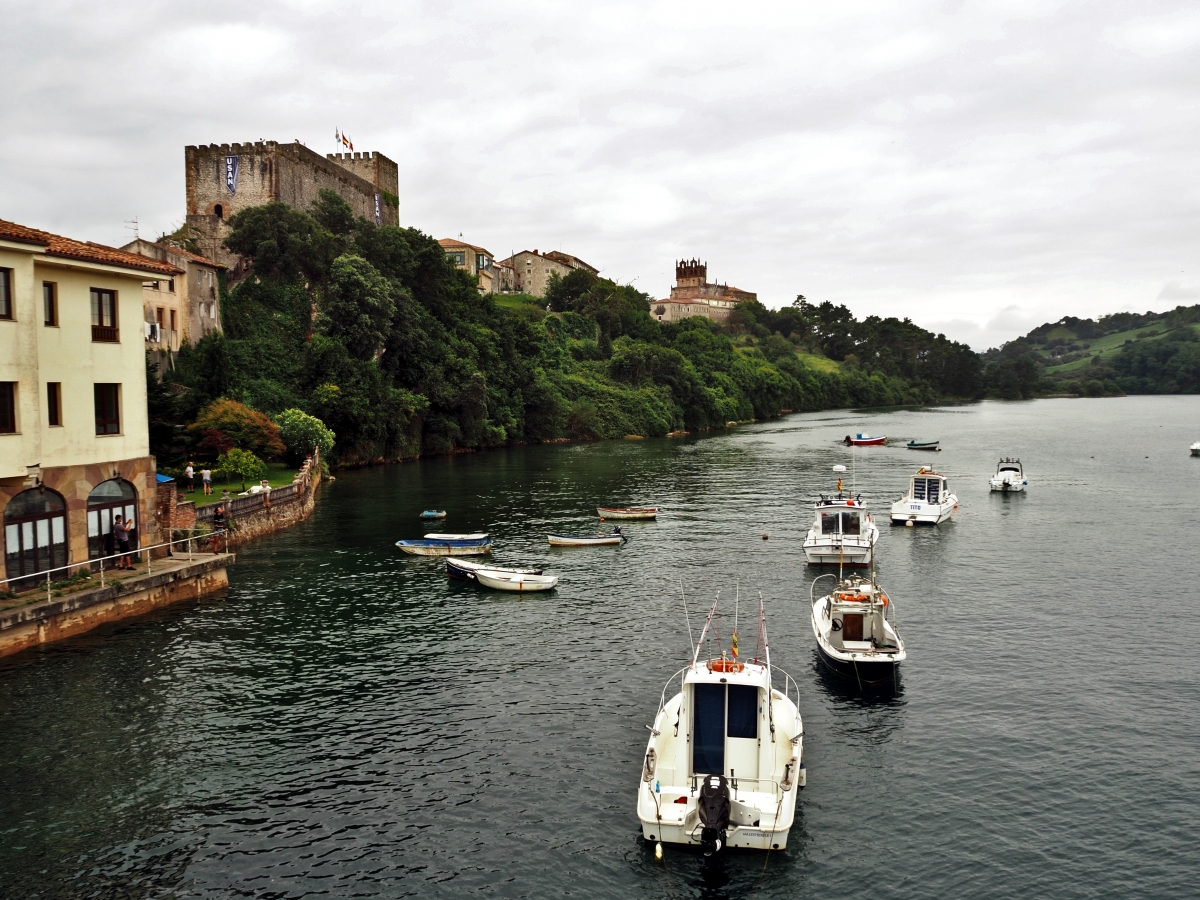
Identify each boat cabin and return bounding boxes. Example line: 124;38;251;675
822;582;897;653
817;500;864;536
995;458;1022;476
909;468;949;503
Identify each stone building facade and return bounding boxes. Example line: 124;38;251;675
439;238;495;294
496;249;599;298
120;239;224;373
1;219;178;590
184;141;399;269
651;259;756;323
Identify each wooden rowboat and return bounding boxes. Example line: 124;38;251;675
596;507;658;520
548;532;624;546
845;433;887;446
474;569;559;592
396;538;492;557
447;558;543;581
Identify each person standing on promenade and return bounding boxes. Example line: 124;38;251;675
185;462;195;494
210;505;227;553
113;514;135;570
201;467;213;496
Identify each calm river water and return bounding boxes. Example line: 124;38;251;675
2;397;1199;899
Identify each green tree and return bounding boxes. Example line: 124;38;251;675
216;448;266;492
318;255;396;360
273;408;336;465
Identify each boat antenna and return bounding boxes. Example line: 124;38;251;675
680;578;695;657
733;582;740;660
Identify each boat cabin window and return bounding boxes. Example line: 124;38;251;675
927;479;940;503
912;478;926;500
999;465;1019;473
692;683;760;774
820;512;861;534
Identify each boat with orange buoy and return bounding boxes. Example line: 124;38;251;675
803;465;878;567
810;572;905;687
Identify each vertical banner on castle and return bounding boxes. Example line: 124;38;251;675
374;193;382;225
224;155;239;195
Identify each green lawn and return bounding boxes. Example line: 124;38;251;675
794;351;841;373
1045;323;1193;373
183;463;299;506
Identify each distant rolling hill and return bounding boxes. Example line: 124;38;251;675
982;304;1200;397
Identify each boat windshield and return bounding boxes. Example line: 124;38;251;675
820;511;861;534
927;479;941;503
999;465;1020;473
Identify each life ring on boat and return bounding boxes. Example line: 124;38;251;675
709;659;745;673
882;596;888;606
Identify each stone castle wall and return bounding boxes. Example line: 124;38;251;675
185;141;399;268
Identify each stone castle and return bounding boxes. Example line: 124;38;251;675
184;140;399;269
651;259;757;323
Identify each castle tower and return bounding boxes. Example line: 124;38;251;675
184;141;399;270
675;258;707;289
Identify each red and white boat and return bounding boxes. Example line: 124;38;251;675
597;507;658;520
843;433;886;446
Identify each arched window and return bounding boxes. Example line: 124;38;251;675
87;479;138;560
4;488;68;586
214;204;224;220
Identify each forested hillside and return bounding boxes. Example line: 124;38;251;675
980;305;1200;398
149;192;982;467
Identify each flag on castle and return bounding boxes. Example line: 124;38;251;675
335;127;353;151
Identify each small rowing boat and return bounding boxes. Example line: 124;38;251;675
447;558;543;581
548;531;625;546
396;536;492;557
597;506;658;520
474;569;559;592
420;509;447;519
906;440;939;450
844;433;886;446
424;532;488;540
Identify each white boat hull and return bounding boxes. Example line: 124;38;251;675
474;570;558;591
802;523;878;567
597;508;657;520
890;495;957;525
399;544;492;557
548;534;622;546
988;477;1027;492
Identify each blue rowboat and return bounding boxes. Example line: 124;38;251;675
420;509;447;519
396;537;492;557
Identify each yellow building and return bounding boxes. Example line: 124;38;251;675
0;219;180;589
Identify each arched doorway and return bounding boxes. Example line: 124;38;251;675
87;479;138;562
4;488;68;588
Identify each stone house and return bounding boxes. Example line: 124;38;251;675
184;141;400;270
496;249;598;298
1;219;179;589
439;238;495;294
120;239;224;372
651;259;756;323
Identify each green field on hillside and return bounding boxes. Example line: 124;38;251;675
1046;322;1200;373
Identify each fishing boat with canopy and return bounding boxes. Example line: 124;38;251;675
636;590;805;856
803;465;878;568
810;572;905;688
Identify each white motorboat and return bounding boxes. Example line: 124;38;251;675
637;594;804;855
1191;442;1200;457
810;573;905;688
989;458;1027;492
890;467;957;526
473;569;559;592
803;466;878;568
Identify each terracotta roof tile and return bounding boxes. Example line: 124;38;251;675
148;241;225;269
0;219;182;276
439;237;493;256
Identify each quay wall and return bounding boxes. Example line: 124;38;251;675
0;557;230;659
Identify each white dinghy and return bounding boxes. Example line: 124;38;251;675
1190;441;1199;457
473;569;559;592
637;592;804;856
803;466;878;568
989;458;1028;493
890;467;958;526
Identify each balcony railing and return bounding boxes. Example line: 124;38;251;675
92;325;119;342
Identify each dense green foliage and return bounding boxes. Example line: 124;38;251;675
981;304;1200;398
273;408;337;465
147;192;988;466
215;448;266;492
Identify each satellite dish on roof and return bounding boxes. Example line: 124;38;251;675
832;465;847;473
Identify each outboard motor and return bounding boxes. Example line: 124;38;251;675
698;774;731;856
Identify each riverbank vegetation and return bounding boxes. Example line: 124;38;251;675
143;192;992;467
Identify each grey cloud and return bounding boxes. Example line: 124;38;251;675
2;0;1198;349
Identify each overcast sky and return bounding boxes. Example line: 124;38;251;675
3;0;1198;349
